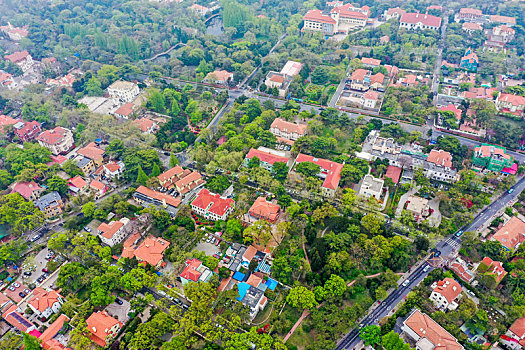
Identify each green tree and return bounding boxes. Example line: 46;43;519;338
359;325;381;346
0;170;13;190
381;331;411;350
47;176;68;196
120;268;157;292
151;163;161;177
286;285;318;310
0;193;45;235
85;77;103;96
149;88;166;112
23;333;42;350
272;162;289;182
136;165;149;185
361;213;383;235
81;202;96;218
323;274;346;298
169;153;179;167
310;66;330;85
295;161;320;178
57;262;87;293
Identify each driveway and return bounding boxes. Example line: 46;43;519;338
194;242;219;256
427;198;442;227
395;187;418;216
106;298;131;323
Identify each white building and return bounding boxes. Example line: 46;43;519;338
402;309;464;349
4;51;34;72
270;118;307;141
357;174;384;200
97;217;131;247
400;12;442;31
430;278;462;311
191;188;235;221
36;127;74;155
28;288;64;319
107;80;140;103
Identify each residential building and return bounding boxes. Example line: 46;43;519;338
180;258;212;285
460;86;497;100
0;23;29;41
270;118;307;141
36;127;74;155
472;144;514;172
398;74;418;87
86;311;123;347
0;114;18;133
45;74;75;88
12;181;43;201
477;256;507;286
104;161;125;179
13;120;41;142
505;317;525;349
191;188;235;221
369;73;385;90
366;130;401;155
362;90;379;109
134;236;170;267
158;165;205;195
28;288;64;319
491;25;515;43
294;154;343;197
0;70;15;89
399;13;442;31
189;4;211;16
39;314;71;350
402;309;464;349
245;197;281;224
113;102;135;119
133;185;181;215
89;179;107;199
204;70;233;85
361;57;381;68
449;260;475;283
430;278;463;311
302;10;338;35
459;48;479;72
492;216;525;250
134;117;159;133
457;8;483;22
35;191;64;218
264;71;292;97
68;175;89;195
107;80;139;103
462;22;482;33
97;218;131;247
244;148;290;172
384;165;402;184
350;68;370;91
357;174;384;200
496;93;525;117
383;7;406;21
2;304;36;333
440;104;462;123
4;51;33;72
405;195;430;223
489;15;516;26
237;282;268;319
329;3;370;30
76;142;105;173
280;61;303;77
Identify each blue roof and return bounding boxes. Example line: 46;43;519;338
265;278;278;290
237;282;250;301
233;271;245;281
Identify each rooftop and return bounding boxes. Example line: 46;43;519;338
98;218;129;240
133;117;156;132
433;278;462;303
135;185;182;208
270;118;307;136
191;188;235;217
134;236;170;266
295;153;343;190
12;181;42;200
400;12;442;27
246;148;290;166
427;149;453;168
36;127;71;145
248;197;281;222
114;102;135;117
86;310;122;347
492;216;525;250
29;287;62;313
404;309;463;349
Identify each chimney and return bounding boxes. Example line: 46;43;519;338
92;327;97;332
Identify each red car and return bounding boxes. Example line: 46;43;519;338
42;268;48;273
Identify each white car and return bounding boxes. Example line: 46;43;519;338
402;280;410;287
423;265;431;272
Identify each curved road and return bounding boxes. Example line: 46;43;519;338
336;175;525;350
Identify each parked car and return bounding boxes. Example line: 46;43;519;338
84;226;91;232
423;265;431;272
13;282;20;288
23;289;30;294
23;271;32;276
18;292;26;298
115;298;123;305
8;286;15;291
42;268;48;273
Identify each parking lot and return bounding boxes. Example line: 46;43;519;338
106;297;131;323
17;247;63;289
195;242;220;257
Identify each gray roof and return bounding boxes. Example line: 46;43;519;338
76;156;91;168
35;191;61;211
242;285;264;309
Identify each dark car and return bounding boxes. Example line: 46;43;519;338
115;298;123;305
18;292;26;298
23;271;32;276
174;299;182;305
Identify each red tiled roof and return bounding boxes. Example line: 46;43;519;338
363;90;379;100
0;114;18;132
136;185;181;208
68;176;87;189
480;257;507;283
330;3;369;19
433;278;462;303
400;12;442;27
134;236;170;266
498;93;525;107
40;314;71;350
12;181;42;200
159;165;184;183
295;154;343;190
246;274;263;288
90;179;106;191
404;310;463;350
86;311;122;347
361;57;381;66
269;73;285;83
449;262;474;283
36;127;69;145
370;72;385;85
384;165;401;184
29;288;62;313
492;216;525;250
133;117;155;132
270;118;307;136
3;304;35;333
243;245;258;261
180;258;202;282
510;317;525;338
249;197;281;222
475;145;511;160
440;104;462;121
104;162;122;173
427;149;453;167
175;171;203;194
246;148;289;166
490;15;516;25
192;188;235;216
303;9;337;24
0;71;12;82
98;220;125;239
460;8;483;16
4;50;30;63
351;68;368;81
77;144;104;161
205;70;233;82
461;52;479;64
114;102;135;117
463;22;482;30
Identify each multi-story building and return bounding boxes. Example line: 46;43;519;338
0;23;29;41
4;51;33;72
113;102;135;119
104;161;125;179
107;80;140;103
133;236;170;268
191;188;235;221
477;256;507;286
489;15;516;26
383;7;406;21
492;216;525;251
97;218;131;247
496;93;525;117
462;22;482;33
158;165;205;195
244;197;281;224
399;12;442;31
244;148;291;172
133;185;181;215
361;57;381;68
457;8;483;22
405;195;430;223
362;90;379;108
12;181;43;202
459;48;479;72
472;144;514;172
491;25;515;43
68;175;89;195
204;70;234;85
429;278;462;311
35;191;64;218
36;127;74;155
303;9;339;35
86;311;123;347
270;118;307;141
180;258;212;285
75;142;105;174
133;117;158;134
504;316;525;349
357;174;384;200
0;70;15;89
28;288;63;319
402;309;464;349
13;120;41;142
330;3;369;29
294;154;343;197
189;3;211;16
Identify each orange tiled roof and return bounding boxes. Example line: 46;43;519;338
158;165;184;183
40;314;71;350
243;245;258;262
191;188;235;216
248;197;281;222
134;117;155;132
246;274;263;288
68;176;87;189
134;236;170;266
404;310;463;349
427;149;453;168
136;185;181;208
361;57;381;66
351;68;368;81
86;311;122;347
97;220;125;240
493;216;525;250
510;317;525;338
270;118;307;136
295;153;343;190
433;278;462;303
77;144;104;161
29;288;62;312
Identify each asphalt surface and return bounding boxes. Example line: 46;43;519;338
335;176;525;350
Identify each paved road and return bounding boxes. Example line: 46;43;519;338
335;175;525;350
431;14;448;106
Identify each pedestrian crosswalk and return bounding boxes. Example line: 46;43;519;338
444;237;460;248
